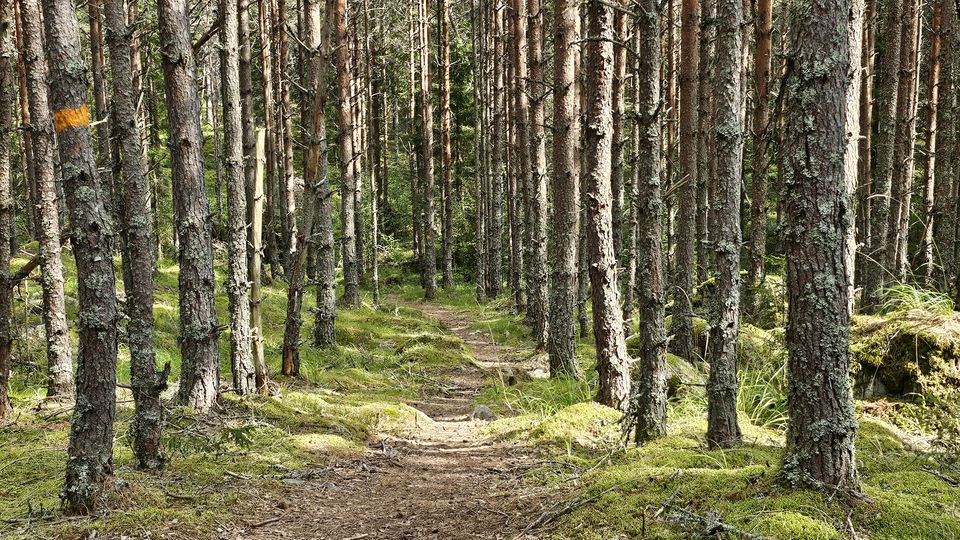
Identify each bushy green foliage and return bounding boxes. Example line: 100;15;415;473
878;284;955;316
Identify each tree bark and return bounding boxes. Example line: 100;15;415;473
104;0;165;469
525;0;549;349
861;0;903;310
920;1;945;283
87;0;115;226
548;0;582;378
440;0;454;289
746;0;772;307
487;0;505;299
669;0;699;361
627;0;666;442
43;0;120;512
705;0;744;449
221;0;254;392
158;0;221;413
17;0;74;401
335;0;361;307
781;0;860;490
251;130;271;389
258;0;280;281
419;0;437;299
933;0;957;292
584;0;630;412
284;0;334;373
854;0;876;294
0;0;14;419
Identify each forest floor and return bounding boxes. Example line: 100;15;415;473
221;297;551;539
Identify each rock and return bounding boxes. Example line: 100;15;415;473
470;404;498;421
528;366;549;379
500;367;531;386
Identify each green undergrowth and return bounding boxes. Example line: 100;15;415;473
1;251;472;539
420;279;960;539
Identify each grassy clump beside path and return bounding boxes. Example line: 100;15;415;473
416;283;960;539
1;253;473;539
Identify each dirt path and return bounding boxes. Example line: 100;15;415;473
226;298;549;540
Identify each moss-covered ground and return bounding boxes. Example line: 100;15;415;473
413;282;960;540
0;253;473;539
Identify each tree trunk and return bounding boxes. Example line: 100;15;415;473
547;0;582;378
18;0;74;401
276;0;297;279
920;1;945;283
526;0;549;349
584;0;630;412
103;0;164;469
627;0;666;442
440;0;454;288
221;0;254;391
87;0;115;226
510;0;531;316
285;0;334;371
885;0;920;280
861;0;903;310
854;0;876;294
487;0;505;299
158;0;221;413
705;0;744;449
251;130;271;389
43;0;120;512
669;0;699;361
419;0;437;299
933;0;957;292
258;0;280;281
695;0;714;286
781;0;860;490
0;0;14;419
610;9;626;269
335;0;361;307
746;0;772;307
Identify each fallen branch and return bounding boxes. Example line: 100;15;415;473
250;516;283;528
921;467;960;487
519;478;641;534
657;491;768;540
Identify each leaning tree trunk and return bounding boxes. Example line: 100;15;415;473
705;0;744;449
334;0;361;307
669;0;699;361
285;0;334;371
0;0;13;419
18;0;74;402
221;0;254;392
104;0;165;469
584;0;630;412
43;0;120;512
780;0;860;490
626;0;667;443
158;0;221;413
547;0;583;378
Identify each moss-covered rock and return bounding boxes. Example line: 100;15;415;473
851;310;960;399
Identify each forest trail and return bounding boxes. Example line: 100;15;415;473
226;297;548;540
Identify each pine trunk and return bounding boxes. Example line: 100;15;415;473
547;0;582;377
705;0;744;449
627;0;667;442
933;0;957;291
221;0;254;391
104;0;165;469
746;0;772;306
440;0;454;288
420;0;437;299
158;0;221;413
18;0;74;401
781;0;859;490
669;0;699;361
584;0;630;412
526;0;549;349
335;0;361;307
43;0;120;512
0;0;13;419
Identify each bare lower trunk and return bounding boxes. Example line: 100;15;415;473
584;0;630;412
746;0;772;307
526;0;549;349
626;0;666;442
933;0;958;292
335;0;360;307
104;0;164;469
419;0;437;300
440;0;454;289
781;0;860;490
0;0;14;419
18;0;74;402
43;0;120;512
158;0;221;413
669;0;699;361
221;0;254;392
705;0;744;449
